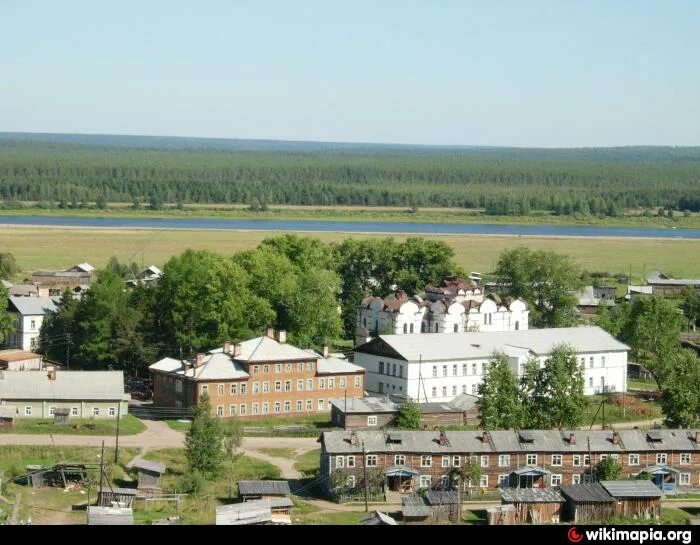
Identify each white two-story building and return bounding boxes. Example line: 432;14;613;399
353;326;628;402
5;297;59;351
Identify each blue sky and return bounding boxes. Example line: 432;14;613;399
2;1;699;146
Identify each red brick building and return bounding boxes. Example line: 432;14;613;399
149;330;365;418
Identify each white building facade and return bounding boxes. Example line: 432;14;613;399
353;327;628;402
5;297;58;351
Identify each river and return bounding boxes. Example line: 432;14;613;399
1;215;699;239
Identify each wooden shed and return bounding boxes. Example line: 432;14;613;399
238;480;291;501
53;408;71;425
0;405;16;428
132;458;166;491
500;488;565;524
486;504;517;525
424;490;460;522
97;486;137;508
559;483;616;523
401;495;432;525
216;498;292;525
600;480;662;519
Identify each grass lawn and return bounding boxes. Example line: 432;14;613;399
581;394;662;426
258;447;296;459
660;507;696;524
294;449;321;477
0;445;140;524
293;510;369;525
0;415;146;435
463;508;488;525
627;378;660;391
136;448;281;524
3;227;700;281
164;419;191;432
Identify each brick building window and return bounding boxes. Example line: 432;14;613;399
252;382;260;394
583;455;590;466
239;404;246;416
572;474;581;485
318;378;325;389
252;403;259;415
216;405;223;416
296;400;303;412
328;378;335;389
526;454;537;465
680;473;691;485
252;366;259;374
498;455;510;467
347;456;355;467
346;475;356;488
366;455;377;467
263;364;269;373
442;456;450;468
498;474;509;487
680;453;691;465
275;364;282;373
297;363;304;372
285;380;291;392
284;401;291;413
419;475;431;488
307;362;314;372
229;405;237;416
420;455;432;467
318;399;325;410
262;402;269;415
202;385;208;395
479;475;488;488
336;456;344;468
217;384;224;395
297;379;304;391
628;454;640;466
306;400;312;411
240;384;247;395
551;455;562;466
657;453;667;464
453;456;460;467
263;382;270;393
480;456;489;467
354;376;361;388
285;363;292;372
230;384;237;395
340;377;346;388
551;474;562;486
394;455;405;465
274;402;281;413
275;381;281;392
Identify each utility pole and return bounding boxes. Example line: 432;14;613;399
362;441;369;513
98;440;105;506
65;333;71;370
114;402;121;464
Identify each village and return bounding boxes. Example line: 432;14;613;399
0;246;698;527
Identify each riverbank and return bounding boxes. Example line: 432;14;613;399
1;203;699;229
3;225;700;279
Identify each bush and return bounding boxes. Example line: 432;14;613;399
176;469;205;495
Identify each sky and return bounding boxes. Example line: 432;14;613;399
2;1;699;147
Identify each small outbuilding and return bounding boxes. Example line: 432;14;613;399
424;490;460;522
600;480;662;519
97;486;137;508
0;404;16;427
216;498;293;525
238;480;291;501
486;504;517;525
53;408;71;425
401;495;432;525
559;483;616;523
132;458;166;491
500;488;565;524
87;505;134;525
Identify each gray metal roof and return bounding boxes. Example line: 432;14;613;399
361;326;629;362
501;488;565;503
362;511;397;525
559;483;615;503
329;396;398;414
0;404;16;418
647;271;700;287
424;490;459;505
401;496;432;518
87;506;134;525
600;480;663;498
238;480;291;497
0;370;127;401
132;459;166;474
216;502;272;525
313;354;364;375
7;296;59;316
447;393;480;411
99;486;137;496
511;466;551;476
322;430;493;454
618;429;700;451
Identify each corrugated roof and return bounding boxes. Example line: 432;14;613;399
87;506;133;525
238;480;291;497
401;496;432;518
321;430;493;454
133;459;166;474
149;354;250;381
501;488;564;503
315;354;364;374
215;502;272;525
559;483;615;503
0;350;42;362
647;271;700;286
358;327;629;362
8;296;59;316
600;480;663;498
329;396;398;414
232;336;316;363
0;370;126;401
424;490;459;505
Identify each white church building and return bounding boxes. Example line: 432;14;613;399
353;326;629;401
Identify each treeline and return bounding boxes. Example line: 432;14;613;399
1;140;700;214
37;235;459;375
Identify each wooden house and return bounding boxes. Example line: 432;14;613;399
500;488;565;524
132;459;166;491
559;483;616;523
238;480;291;501
600;480;662;519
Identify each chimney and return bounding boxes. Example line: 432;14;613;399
438;430;447;446
196;353;206;367
322;344;329;358
223;340;232;354
265;327;275;339
277;330;287;344
612;431;620;445
696;431;700;444
233;343;242;357
481;430;489;443
350;431;359;446
569;433;576;445
47;369;56;381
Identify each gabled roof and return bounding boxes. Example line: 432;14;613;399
0;350;42;363
7;296;59;316
238;480;291;497
424;490;459;505
559;483;615;503
0;370;126;401
149;354;249;381
314;354;364;375
501;488;564;503
647;271;700;286
229;336;317;363
329;396;399;414
70;262;95;273
356;327;629;362
132;459;166;474
401;496;432;518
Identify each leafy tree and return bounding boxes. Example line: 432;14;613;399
185;393;223;478
595;302;631;338
452;458;482;489
596;457;623;480
681;286;700;328
660;349;700;427
494;247;583;327
477;352;524;429
396;400;422;429
0;285;14;343
0;252;19;280
105;256;139;279
38;288;79;364
149;194;163;210
222;418;243;458
619;297;683;386
520;345;587;429
260;234;336;271
96;194;108;209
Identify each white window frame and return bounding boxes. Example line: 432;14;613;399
252;382;260;394
284;401;291;413
71;407;78;417
366;455;377;467
442;456;450;468
296;400;303;412
679;473;691;486
92;407;99;416
284;380;291;392
551;454;562;466
240;383;247;394
217;384;224;396
479;475;488;488
49;407;56;416
307;362;314;372
346;475;356;488
216;405;224;417
318;399;324;410
328;378;335;389
498;474;509;487
318;378;325;390
275;381;281;392
109;407;116;417
572;455;581;467
263;381;270;393
628;453;640;466
274;401;281;414
336;456;344;469
262;402;269;415
367;415;378;426
419;475;431;489
252;403;260;415
656;453;667;465
229;404;237;416
201;384;208;395
551;474;562;486
307;379;314;390
230;383;237;395
239;403;246;416
339;377;346;388
420;455;432;467
480;455;489;468
347;456;355;468
306;400;313;411
680;453;691;465
526;454;537;466
354;376;361;388
572;474;582;485
394;455;405;466
498;454;510;467
453;455;460;467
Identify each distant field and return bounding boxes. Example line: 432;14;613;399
2;226;700;280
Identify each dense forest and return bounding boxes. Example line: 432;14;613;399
1;136;699;215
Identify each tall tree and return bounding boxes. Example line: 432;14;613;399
0;252;19;280
682;286;700;329
185;394;224;478
0;285;14;344
660;349;700;428
477;352;524;430
38;288;79;364
494;247;583;327
396;400;422;429
520;345;587;429
620;296;683;386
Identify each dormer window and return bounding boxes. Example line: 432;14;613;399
647;431;663;443
519;431;535;444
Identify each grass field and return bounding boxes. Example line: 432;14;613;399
3;226;700;281
0;415;145;435
581;394;663;426
293;449;321;477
